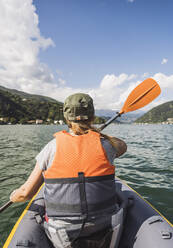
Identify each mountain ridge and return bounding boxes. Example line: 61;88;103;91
0;85;59;103
0;85;63;124
135;101;173;123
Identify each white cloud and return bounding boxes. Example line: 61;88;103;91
161;58;168;64
128;0;135;3
58;78;66;86
128;74;138;80
153;73;173;89
100;73;136;90
142;72;149;78
0;0;55;91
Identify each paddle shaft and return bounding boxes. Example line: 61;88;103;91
0;200;13;213
99;113;121;131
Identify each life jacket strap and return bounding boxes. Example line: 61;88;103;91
44;174;115;184
78;172;88;216
71;172;88;245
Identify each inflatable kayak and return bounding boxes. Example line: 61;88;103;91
3;177;173;248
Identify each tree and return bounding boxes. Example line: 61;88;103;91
10;117;17;124
94;116;105;124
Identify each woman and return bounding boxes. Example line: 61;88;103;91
10;93;127;248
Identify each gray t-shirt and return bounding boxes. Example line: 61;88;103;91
36;132;117;171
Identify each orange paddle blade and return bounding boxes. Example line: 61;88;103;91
119;78;161;114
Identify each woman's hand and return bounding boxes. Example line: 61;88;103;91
10;190;17;202
10;188;26;202
10;187;30;202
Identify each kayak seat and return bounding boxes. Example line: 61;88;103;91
71;207;124;248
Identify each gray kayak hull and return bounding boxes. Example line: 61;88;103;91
3;177;173;248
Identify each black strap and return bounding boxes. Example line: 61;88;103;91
78;172;88;216
45;196;116;213
44;174;115;184
71;172;88;245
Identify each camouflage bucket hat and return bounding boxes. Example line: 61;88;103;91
63;93;95;121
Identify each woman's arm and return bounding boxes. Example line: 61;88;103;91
109;137;127;158
10;163;44;202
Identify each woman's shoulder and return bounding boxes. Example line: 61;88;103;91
35;138;56;171
100;137;117;163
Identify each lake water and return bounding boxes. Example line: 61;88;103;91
0;124;173;246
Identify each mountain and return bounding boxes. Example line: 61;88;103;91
135;101;173;123
0;85;59;103
0;85;63;124
0;85;105;125
95;109;145;123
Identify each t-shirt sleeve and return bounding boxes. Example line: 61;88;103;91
35;138;56;171
101;138;117;165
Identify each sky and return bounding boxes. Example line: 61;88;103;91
0;0;173;111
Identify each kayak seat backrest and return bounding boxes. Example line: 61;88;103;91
73;204;125;248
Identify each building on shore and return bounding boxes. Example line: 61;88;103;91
59;120;64;125
36;119;43;124
0;117;8;122
54;120;64;125
167;118;173;124
27;120;36;124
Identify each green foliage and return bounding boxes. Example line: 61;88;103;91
94;116;105;124
136;101;173;123
10;117;17;124
0;87;64;123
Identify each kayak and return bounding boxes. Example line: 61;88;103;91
3;177;173;248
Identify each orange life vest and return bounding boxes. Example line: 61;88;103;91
44;130;115;178
44;130;116;217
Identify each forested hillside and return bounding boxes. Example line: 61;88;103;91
135;101;173;123
0;86;63;124
0;86;105;124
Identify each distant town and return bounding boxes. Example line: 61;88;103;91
0;117;65;125
161;118;173;125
